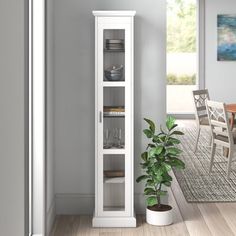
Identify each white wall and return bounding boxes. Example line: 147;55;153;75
53;0;166;214
46;0;55;234
0;0;27;235
205;0;236;103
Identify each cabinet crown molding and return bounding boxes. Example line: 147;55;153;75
93;11;136;17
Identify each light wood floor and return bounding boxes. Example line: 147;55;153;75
50;172;236;236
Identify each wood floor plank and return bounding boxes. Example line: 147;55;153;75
141;214;166;236
216;203;236;234
99;228;122;235
50;215;80;236
49;215;59;236
98;219;122;235
166;189;190;236
170;172;212;236
121;215;144;236
198;203;234;236
78;215;99;236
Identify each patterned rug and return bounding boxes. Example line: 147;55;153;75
173;121;236;202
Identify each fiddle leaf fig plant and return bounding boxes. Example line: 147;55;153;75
136;116;185;209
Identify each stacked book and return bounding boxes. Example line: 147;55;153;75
105;39;124;51
103;106;125;117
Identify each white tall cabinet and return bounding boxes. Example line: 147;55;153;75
92;11;136;227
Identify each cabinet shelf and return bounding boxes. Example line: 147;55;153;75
103;149;125;155
103;81;126;87
104;115;125;118
104;49;125;53
104;177;125;184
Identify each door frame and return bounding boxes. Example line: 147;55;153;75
29;0;46;235
167;0;205;119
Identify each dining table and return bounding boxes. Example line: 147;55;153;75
226;103;236;130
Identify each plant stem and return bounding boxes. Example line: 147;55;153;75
157;183;162;209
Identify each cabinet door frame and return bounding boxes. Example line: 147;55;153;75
95;19;134;217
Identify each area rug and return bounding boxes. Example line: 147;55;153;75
173;122;236;202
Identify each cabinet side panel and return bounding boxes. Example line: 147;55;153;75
95;16;98;216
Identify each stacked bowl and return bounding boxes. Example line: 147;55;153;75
104;65;124;81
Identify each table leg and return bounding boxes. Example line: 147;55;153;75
230;113;235;130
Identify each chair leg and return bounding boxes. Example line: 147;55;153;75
209;135;212;147
209;142;216;173
194;125;201;153
227;150;233;179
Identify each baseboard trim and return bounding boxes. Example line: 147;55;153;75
46;199;56;236
92;214;136;227
55;193;168;215
167;113;195;119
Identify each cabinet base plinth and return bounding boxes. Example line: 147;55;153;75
92;215;136;228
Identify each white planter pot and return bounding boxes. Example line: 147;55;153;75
146;205;173;226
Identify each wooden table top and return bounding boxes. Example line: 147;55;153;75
226;104;236;113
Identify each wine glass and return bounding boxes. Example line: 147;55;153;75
118;128;122;148
104;129;110;149
113;128;119;147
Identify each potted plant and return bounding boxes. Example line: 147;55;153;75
136;116;185;226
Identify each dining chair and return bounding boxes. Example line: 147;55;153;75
206;100;236;179
192;89;211;152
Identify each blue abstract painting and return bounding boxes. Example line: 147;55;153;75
217;14;236;61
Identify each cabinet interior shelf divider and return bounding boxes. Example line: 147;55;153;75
104;177;125;184
103;81;126;87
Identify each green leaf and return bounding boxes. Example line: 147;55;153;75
152;135;161;143
136;175;149;183
170;124;178;131
162;172;173;182
149;146;163;157
169;158;185;170
145;179;155;187
146;143;156;149
163;181;171;187
166;147;182;155
144;187;156;196
155;146;164;155
148;148;156;158
144;118;155;133
168;137;181;144
170;130;184;136
154;174;163;183
162;162;172;172
140;162;148;169
160;125;166;135
143;129;153;138
166;116;176;131
141;152;148;162
146;196;158;206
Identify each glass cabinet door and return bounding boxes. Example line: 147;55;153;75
97;24;132;217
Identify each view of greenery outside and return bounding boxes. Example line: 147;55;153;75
167;73;196;85
167;0;196;85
